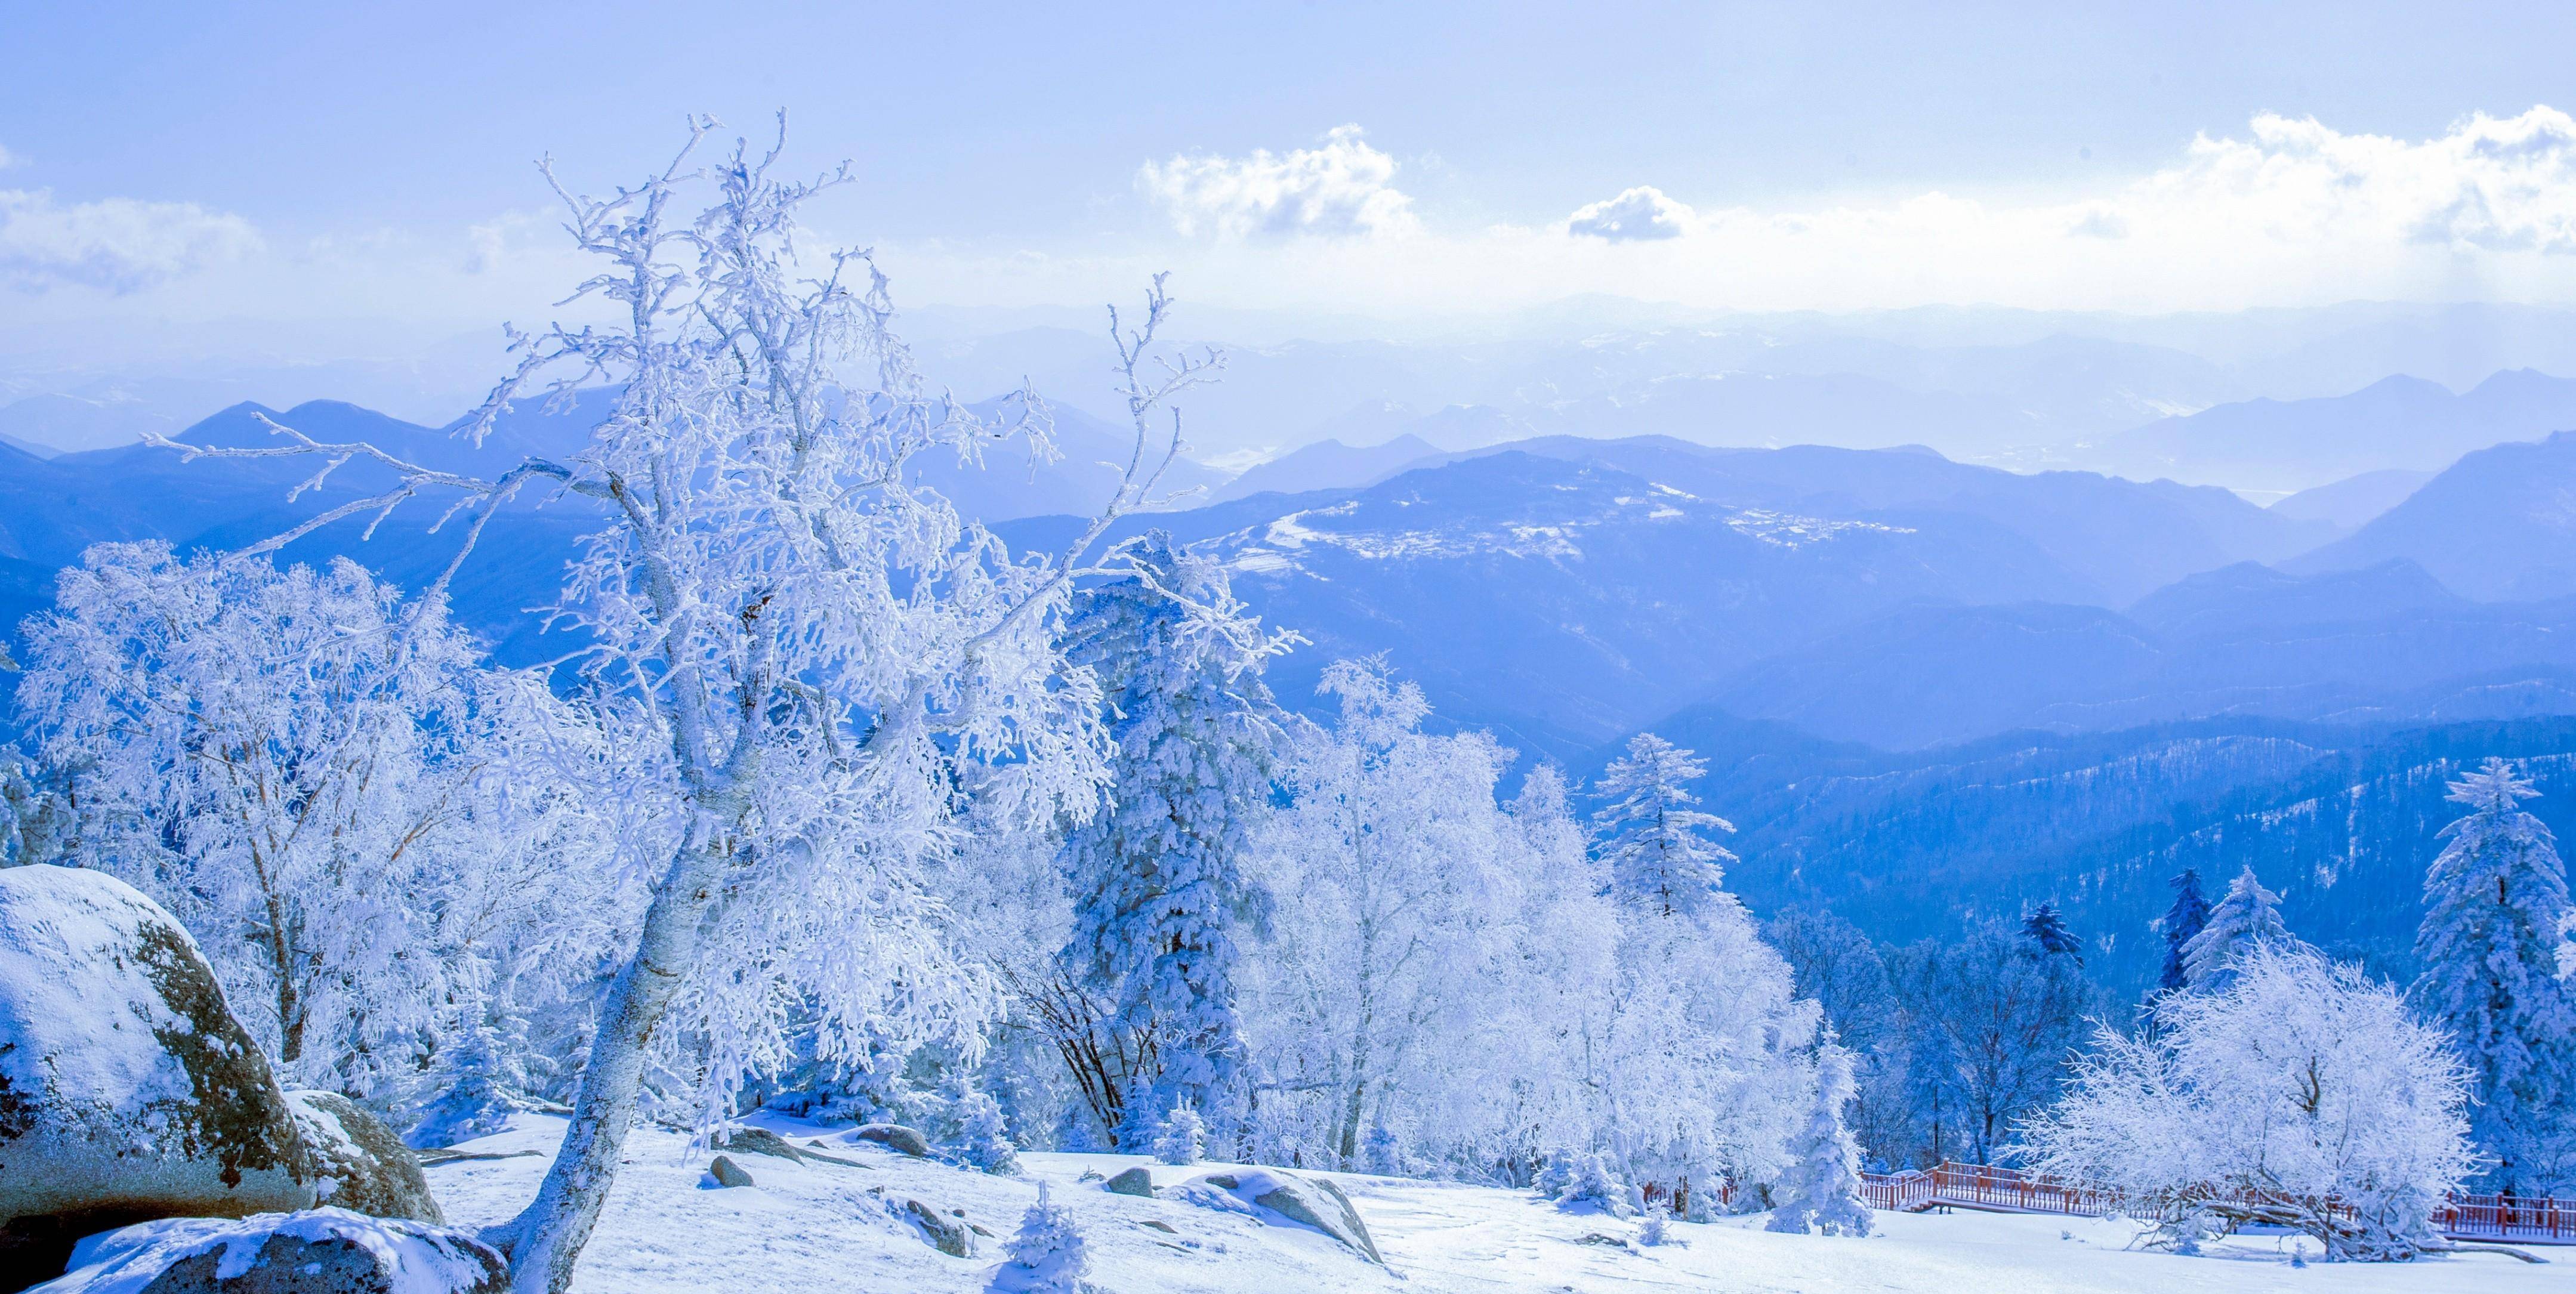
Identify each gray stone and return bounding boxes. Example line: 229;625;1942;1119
852;1124;931;1158
708;1156;755;1189
44;1208;505;1292
0;867;321;1289
284;1092;442;1224
1105;1167;1156;1198
1180;1169;1383;1264
900;1199;974;1258
712;1127;806;1163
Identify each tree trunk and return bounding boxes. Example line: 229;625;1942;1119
502;827;724;1294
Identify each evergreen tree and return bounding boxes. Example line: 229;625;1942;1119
1057;531;1288;1147
1005;1181;1092;1293
2180;865;2293;991
2158;869;2211;993
2415;758;2576;1193
2022;902;2083;964
1766;1032;1874;1237
953;1089;1022;1175
1152;1101;1208;1166
1592;733;1735;916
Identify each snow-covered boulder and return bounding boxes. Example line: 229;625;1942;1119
1176;1169;1382;1264
31;1207;505;1293
0;866;316;1287
853;1124;932;1159
283;1092;443;1225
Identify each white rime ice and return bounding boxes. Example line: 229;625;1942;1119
2414;757;2576;1192
2022;944;2475;1261
141;122;1206;1294
1766;1032;1873;1237
2178;864;2294;990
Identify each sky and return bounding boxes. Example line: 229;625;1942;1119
10;1;2576;349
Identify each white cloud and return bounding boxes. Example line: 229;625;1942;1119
1566;186;1696;241
1139;125;1418;239
0;189;260;293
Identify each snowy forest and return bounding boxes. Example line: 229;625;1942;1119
6;127;2576;1294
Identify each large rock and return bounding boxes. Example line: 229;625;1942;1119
1103;1167;1155;1198
1180;1169;1383;1264
899;1199;974;1258
35;1207;506;1292
0;867;317;1289
282;1094;442;1225
851;1125;931;1159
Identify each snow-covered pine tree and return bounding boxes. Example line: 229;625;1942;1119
1591;733;1734;916
1005;1181;1091;1293
954;1089;1022;1175
2179;864;2293;990
1055;531;1288;1148
1766;1031;1873;1237
2022;902;2083;964
1152;1101;1208;1166
2414;757;2576;1193
2159;869;2211;993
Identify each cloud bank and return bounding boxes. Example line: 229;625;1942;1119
1566;186;1696;241
1139;125;1419;239
0;189;260;293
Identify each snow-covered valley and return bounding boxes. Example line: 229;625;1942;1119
424;1116;2574;1294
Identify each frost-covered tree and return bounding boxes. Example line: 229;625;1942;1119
1241;659;1548;1168
2022;902;2081;963
2158;869;2211;993
952;1089;1022;1175
18;544;611;1097
1591;733;1733;916
1152;1101;1208;1166
2179;864;2294;991
2414;758;2576;1193
153;124;1206;1293
2021;944;2476;1261
1048;530;1288;1147
1889;923;2093;1166
1766;1032;1872;1237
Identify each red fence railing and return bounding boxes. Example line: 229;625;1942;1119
1856;1161;2576;1244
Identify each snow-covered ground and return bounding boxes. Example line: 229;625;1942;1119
428;1116;2576;1293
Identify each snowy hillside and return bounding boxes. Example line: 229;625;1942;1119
427;1116;2568;1294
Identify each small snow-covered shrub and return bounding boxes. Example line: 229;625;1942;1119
2020;944;2476;1261
1153;1101;1208;1166
1006;1182;1091;1293
1551;1151;1633;1216
1637;1208;1677;1247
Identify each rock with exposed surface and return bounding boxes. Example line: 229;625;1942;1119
1180;1169;1383;1264
0;867;317;1289
707;1156;755;1190
35;1206;506;1292
899;1199;974;1258
852;1125;931;1159
1104;1167;1155;1198
283;1092;442;1225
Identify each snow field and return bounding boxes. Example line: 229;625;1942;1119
425;1116;2576;1294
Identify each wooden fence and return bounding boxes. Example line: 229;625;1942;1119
1856;1161;2576;1244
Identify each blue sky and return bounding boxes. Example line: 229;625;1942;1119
9;2;2576;335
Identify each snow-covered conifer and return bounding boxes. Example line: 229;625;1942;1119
1553;1151;1634;1216
1766;1033;1873;1237
2414;757;2576;1192
2158;869;2211;993
1591;733;1734;916
2022;902;2082;963
955;1089;1022;1175
1152;1101;1208;1166
2022;944;2475;1261
1005;1181;1091;1293
1054;530;1288;1147
2179;864;2293;990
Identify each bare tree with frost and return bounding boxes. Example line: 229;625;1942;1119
149;120;1213;1293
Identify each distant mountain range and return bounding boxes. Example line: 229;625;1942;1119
2083;369;2576;493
